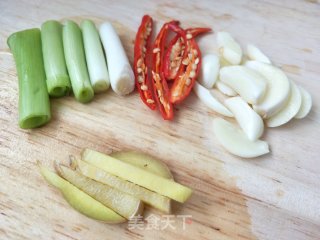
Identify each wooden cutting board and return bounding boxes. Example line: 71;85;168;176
1;0;319;239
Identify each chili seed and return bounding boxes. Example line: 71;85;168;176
172;91;179;97
153;48;160;53
192;63;197;70
195;58;200;64
143;46;147;53
185;78;191;86
189;71;196;78
147;99;155;104
188;53;193;60
193;49;198;56
138;76;144;83
137;58;143;67
182;58;189;65
137;67;143;73
141;84;148;91
186;33;193;39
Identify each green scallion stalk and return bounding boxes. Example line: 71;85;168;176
7;28;51;129
62;20;94;103
81;20;110;93
41;20;71;97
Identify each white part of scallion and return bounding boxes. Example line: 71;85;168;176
99;22;134;95
81;20;110;93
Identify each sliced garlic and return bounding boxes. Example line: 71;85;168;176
245;61;291;118
266;81;302;127
198;54;220;88
225;97;264;141
247;44;271;64
193;82;233;117
219;65;267;104
217;32;242;65
215;80;237;97
213;118;269;158
294;86;312;119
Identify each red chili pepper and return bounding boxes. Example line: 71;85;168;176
168;25;208;104
134;15;156;110
151;21;179;120
163;27;211;81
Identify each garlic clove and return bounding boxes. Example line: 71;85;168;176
245;61;291;118
266;81;302;127
294;86;312;119
193;82;233;117
225;96;264;141
219;65;267;104
213;118;269;158
217;32;242;65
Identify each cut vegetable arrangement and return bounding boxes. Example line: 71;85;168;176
8;19;133;128
7;17;312;158
39;149;192;223
192;31;312;158
133;15;211;120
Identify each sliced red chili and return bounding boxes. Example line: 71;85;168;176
134;15;156;110
151;21;179;120
163;34;184;81
168;25;207;104
163;27;211;81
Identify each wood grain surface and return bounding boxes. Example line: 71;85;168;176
0;0;320;239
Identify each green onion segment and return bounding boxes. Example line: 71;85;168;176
41;20;71;97
81;20;110;93
62;20;94;103
7;28;51;129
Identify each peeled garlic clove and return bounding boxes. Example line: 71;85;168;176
215;80;237;97
198;54;220;88
266;81;302;127
197;33;216;53
225;97;264;141
294;86;312;119
245;61;291;118
217;32;242;65
219;65;267;104
247;44;271;64
193;82;233;117
220;56;231;67
213;118;269;158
